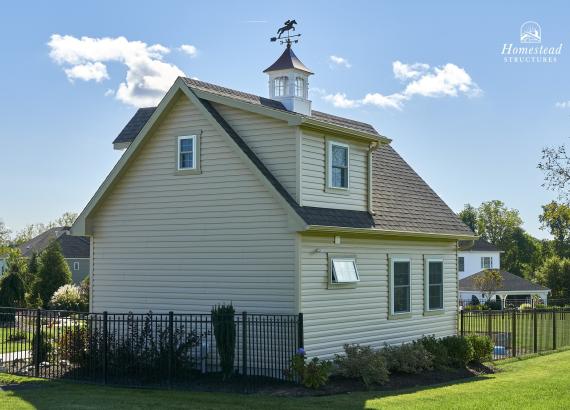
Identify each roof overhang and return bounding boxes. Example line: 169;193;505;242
303;224;478;241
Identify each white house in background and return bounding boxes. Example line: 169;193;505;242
72;42;475;357
458;239;550;306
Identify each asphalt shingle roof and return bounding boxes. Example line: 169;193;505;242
263;45;313;74
459;270;550;292
18;227;90;259
458;238;500;252
111;79;472;237
114;107;157;145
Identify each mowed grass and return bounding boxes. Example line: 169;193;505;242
1;350;570;409
462;310;570;354
0;327;31;354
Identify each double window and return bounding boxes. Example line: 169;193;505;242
274;77;288;97
328;141;349;189
178;136;196;171
481;257;493;269
330;257;359;284
425;259;444;311
390;258;411;315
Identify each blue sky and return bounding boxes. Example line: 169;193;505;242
1;0;569;239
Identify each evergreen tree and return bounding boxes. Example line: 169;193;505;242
0;264;26;307
35;241;72;307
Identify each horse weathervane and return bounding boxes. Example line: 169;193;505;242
270;19;301;46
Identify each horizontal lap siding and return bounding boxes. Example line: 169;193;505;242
91;95;296;314
300;234;458;357
301;130;368;211
212;103;298;201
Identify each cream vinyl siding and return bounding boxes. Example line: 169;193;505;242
300;130;368;210
211;102;298;201
90;95;296;314
300;233;458;357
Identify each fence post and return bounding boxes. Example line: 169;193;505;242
168;311;174;387
533;308;538;354
553;309;557;351
487;311;492;340
103;311;108;385
297;313;304;349
460;309;465;337
34;309;41;377
241;311;247;376
511;309;517;358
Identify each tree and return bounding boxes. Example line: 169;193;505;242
54;212;78;227
539;201;570;258
458;204;478;233
501;227;543;279
35;241;72;307
0;220;11;257
12;211;79;245
0;262;26;307
536;256;570;299
473;269;504;301
539;141;570;200
476;200;523;247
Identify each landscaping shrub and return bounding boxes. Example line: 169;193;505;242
519;303;533;311
419;335;449;369
465;335;493;363
381;342;433;374
57;324;89;366
211;303;236;379
31;332;53;364
287;348;332;389
441;336;473;367
465;304;489;311
49;284;84;311
485;299;502;311
334;344;389;387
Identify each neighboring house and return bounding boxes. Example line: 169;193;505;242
0;227;90;283
458;239;550;306
72;44;474;357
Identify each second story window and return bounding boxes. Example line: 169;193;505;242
481;256;492;269
328;141;349;189
178;136;196;170
274;77;288;97
458;257;464;272
295;77;305;97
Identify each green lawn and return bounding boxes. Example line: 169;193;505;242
0;327;31;354
1;350;570;409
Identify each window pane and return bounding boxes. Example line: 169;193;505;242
180;138;193;153
332;145;348;167
180;152;193;169
429;261;443;285
332;167;348;188
458;257;464;272
429;284;443;309
394;286;410;313
331;259;359;283
394;261;410;286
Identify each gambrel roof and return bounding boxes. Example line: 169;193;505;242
100;78;473;239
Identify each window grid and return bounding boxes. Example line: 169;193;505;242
329;142;349;189
295;77;305;97
274;77;288;97
391;259;411;315
178;136;195;170
481;257;492;269
427;260;444;310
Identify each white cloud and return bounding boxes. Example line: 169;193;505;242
329;55;352;68
48;34;186;107
556;101;570;109
393;61;429;80
322;61;481;110
179;44;198;57
104;88;114;97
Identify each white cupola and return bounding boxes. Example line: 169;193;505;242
264;43;313;115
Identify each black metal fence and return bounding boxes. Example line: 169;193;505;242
460;308;570;360
0;308;302;387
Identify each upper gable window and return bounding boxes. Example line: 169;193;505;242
274;77;288;97
481;257;492;269
295;77;305;98
328;141;349;189
178;136;196;170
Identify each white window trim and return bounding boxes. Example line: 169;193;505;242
330;257;360;284
177;135;197;171
274;76;288;97
424;257;444;312
73;261;80;271
390;256;412;316
327;140;350;190
481;256;493;269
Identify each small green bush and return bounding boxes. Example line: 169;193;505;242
419;335;449;369
334;344;389;387
441;336;473;367
466;335;493;363
57;324;89;365
381;342;433;374
485;299;502;311
519;303;533;311
287;349;332;389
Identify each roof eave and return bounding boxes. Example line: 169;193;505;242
303;225;477;240
300;118;390;143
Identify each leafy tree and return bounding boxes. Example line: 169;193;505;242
536;256;570;298
13;211;78;245
539;201;570;257
0;263;26;307
539;141;570;200
35;241;72;307
502;227;543;279
476;200;523;247
458;204;478;233
473;269;504;301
